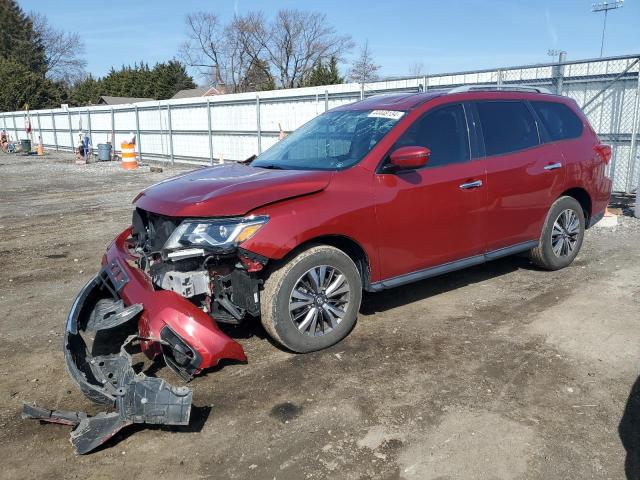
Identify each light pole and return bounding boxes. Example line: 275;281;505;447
592;1;624;57
547;50;566;63
547;50;567;95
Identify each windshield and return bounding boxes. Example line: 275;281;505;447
252;109;405;171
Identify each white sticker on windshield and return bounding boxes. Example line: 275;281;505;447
368;110;405;120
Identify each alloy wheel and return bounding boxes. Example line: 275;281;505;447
289;265;351;337
551;208;581;258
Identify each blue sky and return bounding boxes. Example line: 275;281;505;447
19;0;639;83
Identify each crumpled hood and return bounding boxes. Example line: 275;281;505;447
134;163;332;217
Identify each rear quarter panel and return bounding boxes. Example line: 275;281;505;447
559;100;612;219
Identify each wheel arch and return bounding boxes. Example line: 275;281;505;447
275;235;372;291
560;187;592;224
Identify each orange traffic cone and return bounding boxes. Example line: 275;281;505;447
37;136;43;156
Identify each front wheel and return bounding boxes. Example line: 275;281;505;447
260;245;362;353
530;196;585;270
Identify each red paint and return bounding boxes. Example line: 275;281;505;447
134;90;612;286
103;228;246;371
483;142;567;251
134;163;331;217
389;145;431;170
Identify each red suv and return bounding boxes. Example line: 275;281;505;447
65;87;611;404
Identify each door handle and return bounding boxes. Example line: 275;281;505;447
544;162;562;171
459;180;483;189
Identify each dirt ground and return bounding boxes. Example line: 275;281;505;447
1;152;639;480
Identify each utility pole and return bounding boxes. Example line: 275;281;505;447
592;1;624;57
548;50;567;95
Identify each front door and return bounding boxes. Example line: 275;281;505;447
374;103;488;282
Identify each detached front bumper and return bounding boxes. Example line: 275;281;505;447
65;228;246;399
100;228;247;376
42;227;248;454
44;271;193;454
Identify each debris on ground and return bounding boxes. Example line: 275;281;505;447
22;333;193;454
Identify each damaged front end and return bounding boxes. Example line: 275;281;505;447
130;208;268;333
25;208;259;454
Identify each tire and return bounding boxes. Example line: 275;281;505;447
529;196;585;270
260;245;362;353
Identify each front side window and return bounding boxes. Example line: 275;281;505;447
252;110;403;171
393;103;470;168
476;101;539;156
531;101;583;141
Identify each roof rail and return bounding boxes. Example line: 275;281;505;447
448;84;552;95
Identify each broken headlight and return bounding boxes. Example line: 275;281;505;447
163;215;269;250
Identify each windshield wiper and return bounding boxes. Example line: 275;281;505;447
256;164;286;170
238;154;256;165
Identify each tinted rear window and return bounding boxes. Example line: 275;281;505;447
476;101;539;156
531;101;583;141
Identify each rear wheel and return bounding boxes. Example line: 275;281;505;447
530;196;585;270
261;245;362;353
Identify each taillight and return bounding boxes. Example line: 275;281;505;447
594;144;612;165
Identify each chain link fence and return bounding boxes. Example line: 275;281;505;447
1;54;638;193
495;55;640;193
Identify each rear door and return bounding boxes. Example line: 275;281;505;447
474;100;566;251
530;99;590;188
374;102;488;281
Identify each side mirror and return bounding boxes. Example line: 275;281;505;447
389;146;430;170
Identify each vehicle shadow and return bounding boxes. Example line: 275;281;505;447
619;374;640;479
213;254;534;347
217;320;284;351
361;254;533;315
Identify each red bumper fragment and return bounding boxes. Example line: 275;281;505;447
102;228;247;373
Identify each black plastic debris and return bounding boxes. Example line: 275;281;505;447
23;335;192;454
22;271;193;455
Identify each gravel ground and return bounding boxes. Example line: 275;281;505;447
1;151;639;480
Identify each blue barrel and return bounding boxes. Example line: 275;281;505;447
97;143;112;161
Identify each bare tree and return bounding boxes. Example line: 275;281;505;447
225;14;270;91
256;10;353;88
179;12;227;86
232;12;272;88
30;12;86;84
349;41;380;84
180;11;267;92
181;9;352;90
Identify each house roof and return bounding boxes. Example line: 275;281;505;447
171;87;208;99
98;96;155;105
171;86;225;99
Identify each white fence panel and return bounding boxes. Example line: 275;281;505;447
1;54;638;192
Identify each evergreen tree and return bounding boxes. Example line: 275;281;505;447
94;60;196;102
69;74;102;106
0;57;63;110
241;59;275;92
303;56;343;87
0;0;46;75
151;60;196;99
0;1;196;109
